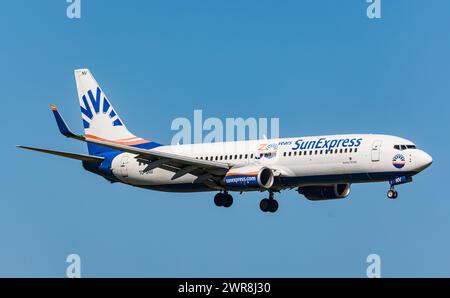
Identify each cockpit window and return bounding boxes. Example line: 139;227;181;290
394;144;417;150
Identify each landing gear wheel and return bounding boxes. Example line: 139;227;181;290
223;194;233;208
387;190;398;199
260;198;279;213
269;200;279;213
214;193;224;207
260;198;271;212
214;192;233;208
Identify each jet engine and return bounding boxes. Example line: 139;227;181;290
224;166;274;190
298;184;351;201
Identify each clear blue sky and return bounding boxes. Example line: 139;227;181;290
1;1;449;277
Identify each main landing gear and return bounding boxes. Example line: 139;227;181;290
214;192;233;208
260;191;279;213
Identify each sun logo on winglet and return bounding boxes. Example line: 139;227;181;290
80;87;123;129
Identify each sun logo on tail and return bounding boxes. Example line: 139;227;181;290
80;87;123;129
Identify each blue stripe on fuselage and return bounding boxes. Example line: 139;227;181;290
120;171;419;193
82;150;120;182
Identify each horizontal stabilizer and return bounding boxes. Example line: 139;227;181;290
16;145;104;163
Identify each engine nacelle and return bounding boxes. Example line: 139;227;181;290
298;184;351;201
224;166;274;190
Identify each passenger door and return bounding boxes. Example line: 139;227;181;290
371;140;382;162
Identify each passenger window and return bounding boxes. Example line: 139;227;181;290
239;154;242;159
320;150;323;154
344;148;347;153
355;148;358;153
245;154;248;159
288;152;292;156
251;154;254;159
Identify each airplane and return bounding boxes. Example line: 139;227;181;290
17;69;433;213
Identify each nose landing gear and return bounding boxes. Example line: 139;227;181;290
260;191;279;213
214;192;233;208
387;176;412;199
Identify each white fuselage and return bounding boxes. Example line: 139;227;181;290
109;134;432;192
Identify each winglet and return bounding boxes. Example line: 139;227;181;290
50;104;78;138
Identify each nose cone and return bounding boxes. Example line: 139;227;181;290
415;150;433;172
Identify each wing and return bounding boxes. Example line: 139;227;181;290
50;104;230;185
